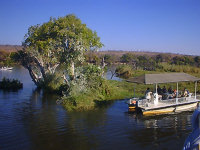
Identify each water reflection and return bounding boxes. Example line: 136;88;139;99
10;89;110;150
0;66;194;150
104;71;122;81
126;113;192;150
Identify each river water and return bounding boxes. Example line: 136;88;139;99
0;66;193;150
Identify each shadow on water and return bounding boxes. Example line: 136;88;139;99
94;99;115;108
9;89;111;150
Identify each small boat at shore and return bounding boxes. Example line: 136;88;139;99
183;107;200;150
0;66;13;71
127;73;200;116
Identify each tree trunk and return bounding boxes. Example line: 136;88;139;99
33;57;46;79
63;73;70;86
101;57;105;76
27;66;40;87
69;62;75;80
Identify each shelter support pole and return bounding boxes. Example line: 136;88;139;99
134;84;135;98
195;81;197;100
156;83;158;94
176;82;179;104
154;83;158;105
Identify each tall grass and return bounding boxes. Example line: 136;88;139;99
115;64;134;79
62;80;139;111
158;63;200;75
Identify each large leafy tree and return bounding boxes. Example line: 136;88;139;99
17;14;103;89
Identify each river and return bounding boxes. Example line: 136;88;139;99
0;66;193;150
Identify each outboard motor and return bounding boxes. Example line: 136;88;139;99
183;107;200;150
128;98;139;112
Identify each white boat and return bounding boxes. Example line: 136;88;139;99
0;66;13;71
127;73;200;116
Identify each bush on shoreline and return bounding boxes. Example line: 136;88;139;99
62;79;137;111
0;77;23;90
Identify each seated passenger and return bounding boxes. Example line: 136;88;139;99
168;86;173;94
145;87;150;95
172;89;177;98
157;85;162;95
183;88;189;97
162;94;168;100
145;88;152;101
162;86;167;93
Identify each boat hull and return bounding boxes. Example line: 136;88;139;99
0;67;13;71
143;107;174;115
128;105;136;112
142;101;199;116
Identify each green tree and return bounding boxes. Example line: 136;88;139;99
155;54;163;63
171;56;194;66
115;65;134;79
194;56;200;67
136;55;156;70
85;52;101;65
104;54;112;64
16;14;103;90
120;53;134;63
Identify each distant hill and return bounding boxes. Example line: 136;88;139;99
97;50;183;57
0;45;22;52
0;45;194;57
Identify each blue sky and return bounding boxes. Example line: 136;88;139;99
0;0;200;55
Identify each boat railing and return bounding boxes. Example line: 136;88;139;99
159;97;187;104
138;96;197;107
137;99;149;107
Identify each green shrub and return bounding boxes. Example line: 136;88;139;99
0;77;23;90
116;65;134;79
40;73;64;92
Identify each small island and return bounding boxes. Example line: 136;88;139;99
0;77;23;90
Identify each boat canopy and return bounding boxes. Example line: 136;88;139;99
127;73;200;84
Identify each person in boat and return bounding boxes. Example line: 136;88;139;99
172;89;177;98
145;88;152;101
167;86;174;99
157;85;162;95
161;86;168;100
183;88;189;97
156;86;163;100
145;87;150;94
168;86;173;94
162;86;167;93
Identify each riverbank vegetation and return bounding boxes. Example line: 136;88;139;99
5;14;200;110
62;79;136;111
80;51;200;110
0;50;16;66
0;45;21;66
0;77;23;90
